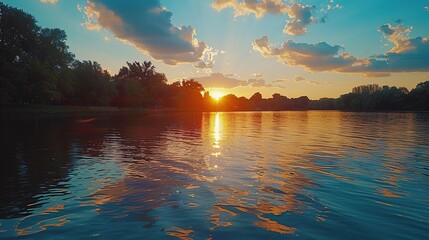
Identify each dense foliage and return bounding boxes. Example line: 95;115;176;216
0;3;427;111
309;83;429;111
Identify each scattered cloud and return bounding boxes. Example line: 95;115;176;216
252;73;263;78
193;73;246;88
272;79;288;83
284;3;316;36
211;0;289;18
294;76;306;82
272;76;330;86
424;6;429;11
307;80;332;85
194;61;213;69
321;0;342;13
378;23;413;52
247;78;270;87
40;0;58;4
253;22;429;77
192;73;279;89
211;0;323;35
81;0;213;65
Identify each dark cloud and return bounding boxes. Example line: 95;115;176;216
83;0;211;65
379;24;395;35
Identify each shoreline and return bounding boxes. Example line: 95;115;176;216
1;105;428;118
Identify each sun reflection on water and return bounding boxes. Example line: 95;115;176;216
212;112;221;157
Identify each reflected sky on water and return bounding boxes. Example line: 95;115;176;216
0;111;428;239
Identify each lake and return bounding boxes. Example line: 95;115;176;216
0;111;428;239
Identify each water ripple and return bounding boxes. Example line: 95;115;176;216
1;112;428;239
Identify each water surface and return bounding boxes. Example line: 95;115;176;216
1;111;428;239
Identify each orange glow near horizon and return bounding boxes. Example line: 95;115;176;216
211;92;224;101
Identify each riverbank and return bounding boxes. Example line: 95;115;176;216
2;105;427;119
0;105;151;119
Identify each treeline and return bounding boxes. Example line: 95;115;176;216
215;93;310;111
310;83;429;111
1;3;428;112
0;3;208;110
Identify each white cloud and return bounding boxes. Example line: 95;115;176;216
40;0;58;4
211;0;289;18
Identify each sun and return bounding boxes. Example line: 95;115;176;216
211;92;224;101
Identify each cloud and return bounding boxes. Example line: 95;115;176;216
271;77;330;86
253;36;357;71
294;76;306;82
192;73;278;89
194;61;213;69
247;78;271;87
424;6;429;11
284;3;316;36
321;0;342;13
82;0;212;65
253;22;429;77
211;0;289;18
378;23;413;52
40;0;58;3
211;0;321;36
272;79;288;83
193;73;247;88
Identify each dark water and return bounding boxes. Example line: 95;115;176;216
0;111;428;239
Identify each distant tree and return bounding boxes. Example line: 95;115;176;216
249;92;263;109
218;94;239;111
70;61;115;106
181;79;204;92
250;92;262;102
309;98;338;110
164;79;205;110
352;84;381;94
293;96;310;109
113;61;168;107
408;81;429;110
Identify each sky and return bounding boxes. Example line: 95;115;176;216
4;0;429;99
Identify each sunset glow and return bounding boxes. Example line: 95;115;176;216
1;1;429;239
5;0;428;99
211;92;224;101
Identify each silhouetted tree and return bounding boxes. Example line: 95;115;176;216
69;61;116;106
0;3;73;105
407;81;429;110
112;61;168;107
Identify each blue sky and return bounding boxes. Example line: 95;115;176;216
4;0;429;99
